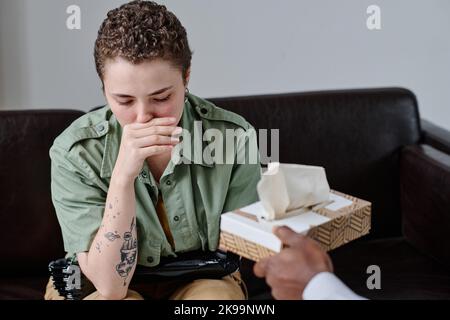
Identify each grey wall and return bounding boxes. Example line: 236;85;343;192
1;0;449;130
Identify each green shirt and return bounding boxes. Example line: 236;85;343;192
49;93;261;267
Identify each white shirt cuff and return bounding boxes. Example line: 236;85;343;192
302;272;367;300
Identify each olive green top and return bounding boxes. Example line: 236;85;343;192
49;93;261;267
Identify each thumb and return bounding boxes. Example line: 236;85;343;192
273;226;306;247
253;257;269;278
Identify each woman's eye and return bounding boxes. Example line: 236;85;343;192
154;95;171;102
118;100;133;106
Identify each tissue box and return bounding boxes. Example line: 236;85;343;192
219;190;371;262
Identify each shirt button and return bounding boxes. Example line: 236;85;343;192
165;180;172;186
200;107;208;114
174;216;180;222
96;124;105;132
147;256;154;263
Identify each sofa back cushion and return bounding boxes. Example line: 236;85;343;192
209;88;422;239
0;110;85;274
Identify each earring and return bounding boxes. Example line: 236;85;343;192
184;87;189;103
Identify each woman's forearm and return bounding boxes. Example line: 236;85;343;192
80;171;138;299
76;118;179;299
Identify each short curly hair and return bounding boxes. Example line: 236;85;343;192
94;0;192;86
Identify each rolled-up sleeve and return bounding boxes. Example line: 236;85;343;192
50;144;106;257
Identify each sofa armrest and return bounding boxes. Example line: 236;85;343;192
421;119;450;155
400;144;450;268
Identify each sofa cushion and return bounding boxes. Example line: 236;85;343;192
330;237;450;299
0;276;48;300
401;145;450;268
0;110;85;274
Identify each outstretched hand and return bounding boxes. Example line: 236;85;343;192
253;226;333;300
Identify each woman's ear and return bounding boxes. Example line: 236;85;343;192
184;67;191;87
100;81;106;96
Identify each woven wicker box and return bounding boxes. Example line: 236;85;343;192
219;190;371;262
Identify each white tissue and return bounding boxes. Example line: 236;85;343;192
256;162;330;220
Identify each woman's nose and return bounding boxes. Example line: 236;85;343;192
135;104;154;124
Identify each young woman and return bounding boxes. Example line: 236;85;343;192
44;0;260;300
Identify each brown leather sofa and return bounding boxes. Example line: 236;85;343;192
1;88;449;299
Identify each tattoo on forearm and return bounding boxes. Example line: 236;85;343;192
95;241;102;253
104;232;121;242
115;217;137;285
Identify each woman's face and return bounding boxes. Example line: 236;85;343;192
103;57;189;127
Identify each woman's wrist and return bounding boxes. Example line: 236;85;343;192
110;169;136;189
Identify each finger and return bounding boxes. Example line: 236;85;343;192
272;287;302;300
253;258;269;278
271;288;284;300
131;126;182;138
265;272;280;288
127;117;178;129
134;135;180;148
326;255;334;273
139;145;174;157
148;117;179;127
273;226;307;248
